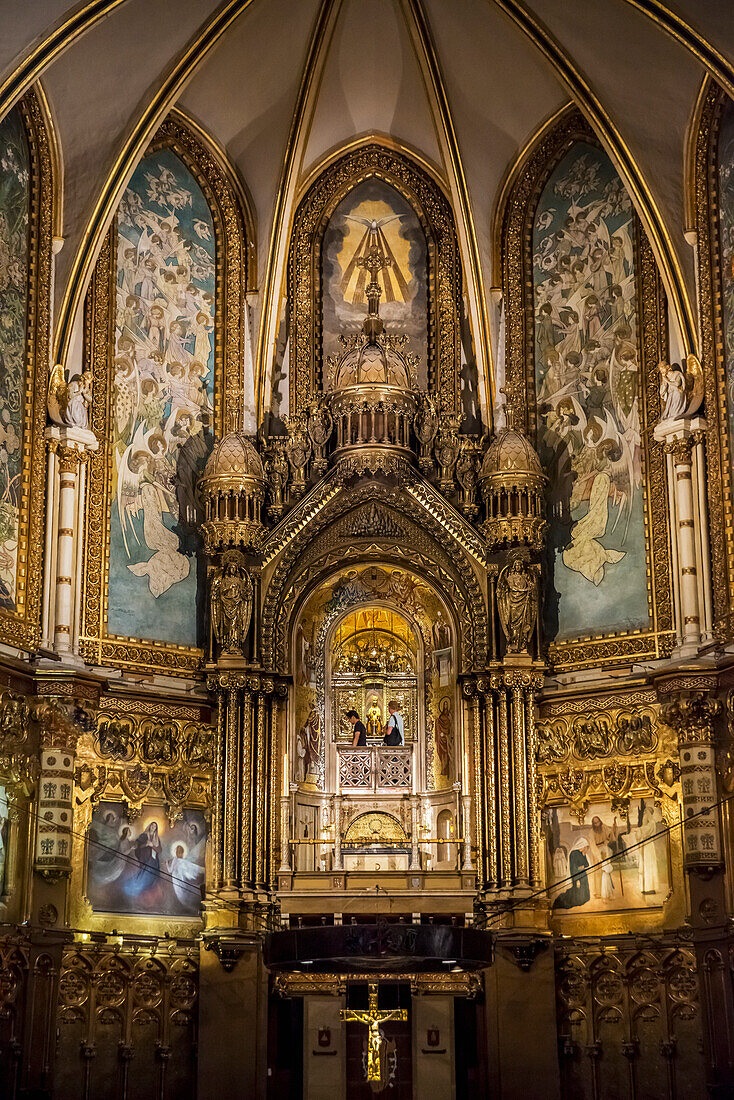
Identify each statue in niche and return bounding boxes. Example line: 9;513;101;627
210;552;253;655
414;394;438;473
265;439;289;518
366;697;382;737
432;610;451;651
497;555;537;654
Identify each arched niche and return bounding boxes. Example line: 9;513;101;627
692;81;734;638
287;560;459;797
284;143;463;420
0;89;53;651
497;107;672;671
81;113;254;676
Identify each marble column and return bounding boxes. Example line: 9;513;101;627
44;425;98;659
654;417;712;656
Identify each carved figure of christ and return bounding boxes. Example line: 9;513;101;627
340;981;408;1081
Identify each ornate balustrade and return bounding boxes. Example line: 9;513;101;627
337;744;413;792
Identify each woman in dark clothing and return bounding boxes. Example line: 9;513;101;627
346;709;367;746
552;835;591;910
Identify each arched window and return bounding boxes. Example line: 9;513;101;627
0;92;52;651
499;109;671;670
81;114;252;675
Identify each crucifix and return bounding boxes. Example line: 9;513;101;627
341;981;408;1082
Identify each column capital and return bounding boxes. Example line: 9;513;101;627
653;414;707;446
45;423;99;454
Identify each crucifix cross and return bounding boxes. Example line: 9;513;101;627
341;982;408;1082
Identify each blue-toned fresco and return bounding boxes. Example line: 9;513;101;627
0;107;29;612
108;149;215;646
532;142;649;641
87;801;207;916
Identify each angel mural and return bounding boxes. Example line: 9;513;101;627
532;142;649;638
107;148;216;646
0;108;30;611
86;802;207;916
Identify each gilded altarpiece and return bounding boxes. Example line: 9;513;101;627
500;108;673;670
71;694;214;937
693;82;734;637
0;91;53;652
80;114;252;675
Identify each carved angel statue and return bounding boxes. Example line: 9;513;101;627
210;552;253;655
497;554;537;654
658;354;704;422
48;364;93;430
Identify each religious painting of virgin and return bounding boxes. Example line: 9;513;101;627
86;801;207;917
532;143;650;641
322;178;428;388
0;107;30;612
106;148;215;647
544;799;669;914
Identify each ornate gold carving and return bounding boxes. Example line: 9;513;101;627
693;83;734;637
80;114;250;675
0;91;53;652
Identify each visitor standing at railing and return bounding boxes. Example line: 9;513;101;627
383;700;404;745
346;709;367;746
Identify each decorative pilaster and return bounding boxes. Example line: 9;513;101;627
410;795;420;871
656;671;734;1095
44;426;98;658
654;417;712;655
461;794;473;872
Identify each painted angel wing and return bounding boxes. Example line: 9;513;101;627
685;353;704;416
116;423;147;555
47;363;68;426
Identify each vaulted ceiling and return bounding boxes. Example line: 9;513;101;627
2;0;732;409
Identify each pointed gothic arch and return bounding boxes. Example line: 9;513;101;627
691;80;734;638
81;112;254;675
497;107;673;671
285;142;463;419
0;88;54;651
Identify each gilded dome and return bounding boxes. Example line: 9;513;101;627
481;427;544;479
203;432;264;480
332;335;413;390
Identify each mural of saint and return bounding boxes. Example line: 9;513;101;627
107;148;215;646
548;799;668;913
322;178;428;388
532;143;649;641
297;706;322;784
86;802;207;916
434;697;453;779
0;107;29;611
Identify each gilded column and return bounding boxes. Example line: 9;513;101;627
494;674;513;888
240;685;253;888
509;674;529;887
410;795;420;872
333;795;343;872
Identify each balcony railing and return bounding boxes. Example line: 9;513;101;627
337;745;413;792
